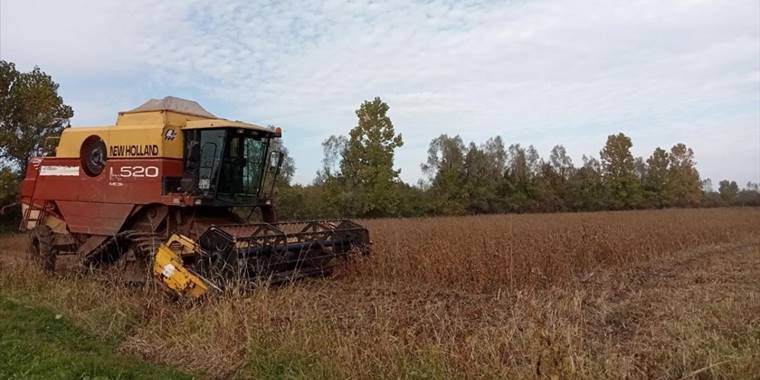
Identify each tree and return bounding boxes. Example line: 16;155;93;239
538;145;575;212
736;188;760;206
718;180;739;203
567;155;607;210
268;136;295;186
463;142;501;213
422;134;467;214
256;137;300;221
339;97;403;216
633;157;646;183
643;147;668;207
315;135;347;183
549;145;574;180
534;161;563;212
0;167;20;226
0;61;72;227
525;145;541;177
502;144;541;211
664;143;701;207
313;135;352;217
482;136;507;175
701;178;714;193
600;133;641;209
394;182;433;217
0;61;73;172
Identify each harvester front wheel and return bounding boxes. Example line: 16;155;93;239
114;232;158;286
28;225;56;272
261;205;278;224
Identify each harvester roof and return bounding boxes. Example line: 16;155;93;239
122;96;216;118
114;96;274;133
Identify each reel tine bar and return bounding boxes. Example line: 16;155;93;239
196;219;370;281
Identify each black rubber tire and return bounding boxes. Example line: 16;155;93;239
261;205;278;224
28;225;56;272
113;233;156;286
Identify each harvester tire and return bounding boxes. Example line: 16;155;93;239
261;205;278;224
28;225;56;272
113;235;157;286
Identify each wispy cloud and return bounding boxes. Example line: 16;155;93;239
2;0;758;185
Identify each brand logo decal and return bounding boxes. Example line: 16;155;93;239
109;166;160;179
164;129;177;141
109;144;159;157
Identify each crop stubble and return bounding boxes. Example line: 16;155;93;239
0;208;758;379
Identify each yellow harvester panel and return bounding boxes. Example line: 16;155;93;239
55;120;186;159
53;96;277;161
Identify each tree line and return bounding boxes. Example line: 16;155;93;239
0;61;758;227
275;98;760;219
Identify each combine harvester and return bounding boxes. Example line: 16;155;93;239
19;97;370;298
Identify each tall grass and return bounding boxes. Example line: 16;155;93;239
0;208;758;379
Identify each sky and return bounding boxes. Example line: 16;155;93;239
1;0;758;187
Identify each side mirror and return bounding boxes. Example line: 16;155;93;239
269;151;283;171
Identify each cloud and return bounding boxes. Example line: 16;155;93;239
2;0;758;185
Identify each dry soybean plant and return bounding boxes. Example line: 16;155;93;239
0;207;759;379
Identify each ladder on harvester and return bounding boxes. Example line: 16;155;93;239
19;200;51;232
19;158;48;232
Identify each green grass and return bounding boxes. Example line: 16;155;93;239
245;344;339;380
0;296;196;380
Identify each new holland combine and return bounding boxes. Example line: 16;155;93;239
19;97;370;298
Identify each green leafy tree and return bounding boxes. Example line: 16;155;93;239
463;142;502;213
566;155;606;210
502;144;541;211
718;180;739;203
315;135;348;183
481;136;509;212
633;157;646;183
534;161;563;212
632;156;651;206
394;182;433;217
537;145;575;211
0;167;20;226
0;61;72;226
269;137;295;185
699;178;722;207
263;137;297;217
664;143;701;207
643;147;669;207
600;133;641;209
549;145;574;180
736;187;760;206
304;135;350;218
525;145;541;177
340;97;403;217
0;61;73;172
482;136;507;175
422;134;467;214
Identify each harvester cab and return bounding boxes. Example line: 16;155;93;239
179;121;283;210
19;97;370;298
